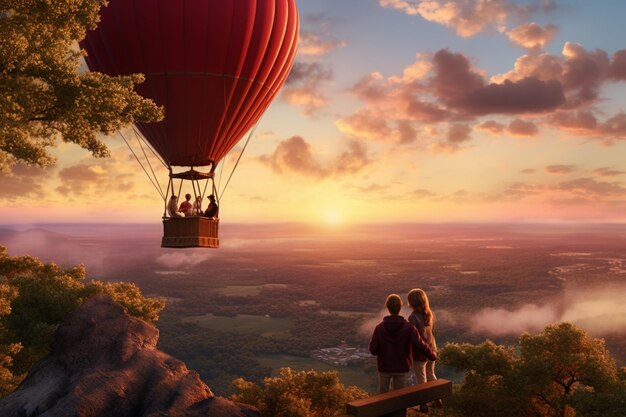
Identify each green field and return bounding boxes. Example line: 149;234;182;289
256;353;377;394
181;314;294;338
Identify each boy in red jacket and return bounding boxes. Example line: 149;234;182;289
369;294;438;393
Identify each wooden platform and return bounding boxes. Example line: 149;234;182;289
162;217;219;248
340;379;452;417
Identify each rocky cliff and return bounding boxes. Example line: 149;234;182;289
0;294;259;417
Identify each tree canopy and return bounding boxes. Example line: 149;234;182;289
440;322;626;417
0;0;162;170
231;367;368;417
0;246;165;396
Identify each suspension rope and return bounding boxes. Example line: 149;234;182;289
219;118;261;201
132;126;168;169
216;159;225;192
132;128;165;200
118;130;165;200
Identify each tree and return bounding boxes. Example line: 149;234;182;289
0;0;162;170
0;246;165;396
440;322;626;417
231;367;368;417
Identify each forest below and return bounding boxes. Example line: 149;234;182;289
1;223;625;416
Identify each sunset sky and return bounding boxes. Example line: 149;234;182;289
3;0;626;225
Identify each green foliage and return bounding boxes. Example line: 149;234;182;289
231;367;368;417
0;0;162;169
0;246;165;396
440;322;626;417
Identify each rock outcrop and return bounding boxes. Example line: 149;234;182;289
0;295;259;417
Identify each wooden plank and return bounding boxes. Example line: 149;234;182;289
346;379;452;417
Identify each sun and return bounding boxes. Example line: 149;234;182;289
323;209;343;226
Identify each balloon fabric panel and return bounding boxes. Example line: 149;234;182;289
81;0;299;168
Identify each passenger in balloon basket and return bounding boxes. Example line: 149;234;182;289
167;196;184;218
193;196;203;216
179;193;193;216
203;195;219;219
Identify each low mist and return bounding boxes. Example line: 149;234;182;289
156;250;214;269
471;286;626;337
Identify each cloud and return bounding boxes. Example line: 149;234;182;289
459;77;565;115
507;119;539;136
507;22;556;49
548;110;598;132
283;62;332;115
334;140;372;175
472;303;559;336
521;168;536;174
336;109;394;142
431;50;564;115
258;136;370;179
594;167;625;177
55;163;133;197
447;123;472;143
481;176;626;206
0;164;49;200
545;165;576;174
156;251;213;269
339;44;626;151
601;113;626;138
430;49;485;105
557;177;626;198
379;0;515;37
411;188;438;199
493;43;614;109
471;286;626;337
608;50;626;81
476;120;506;134
299;14;347;56
298;32;346;56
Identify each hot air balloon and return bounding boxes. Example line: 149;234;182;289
80;0;299;248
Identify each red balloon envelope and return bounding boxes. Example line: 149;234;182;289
81;0;299;168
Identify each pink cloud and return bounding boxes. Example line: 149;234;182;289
430;49;485;105
258;136;370;179
476;120;506;134
300;14;346;56
545;165;576;174
447;123;472;143
507;22;556;49
411;188;438;199
558;177;626;198
283;62;332;115
379;0;514;37
459;77;565;115
431;50;565;115
507;119;539;136
608;50;626;81
55;162;134;198
0;164;49;200
336;109;394;141
548;111;598;131
493;43;613;109
594;167;625;177
339;43;626;151
601;113;626;137
298;32;346;57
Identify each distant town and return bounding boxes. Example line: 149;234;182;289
311;344;371;367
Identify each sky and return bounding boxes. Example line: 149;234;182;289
3;0;626;225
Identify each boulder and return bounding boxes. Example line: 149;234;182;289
0;294;259;417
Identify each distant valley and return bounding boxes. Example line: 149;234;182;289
1;222;625;394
